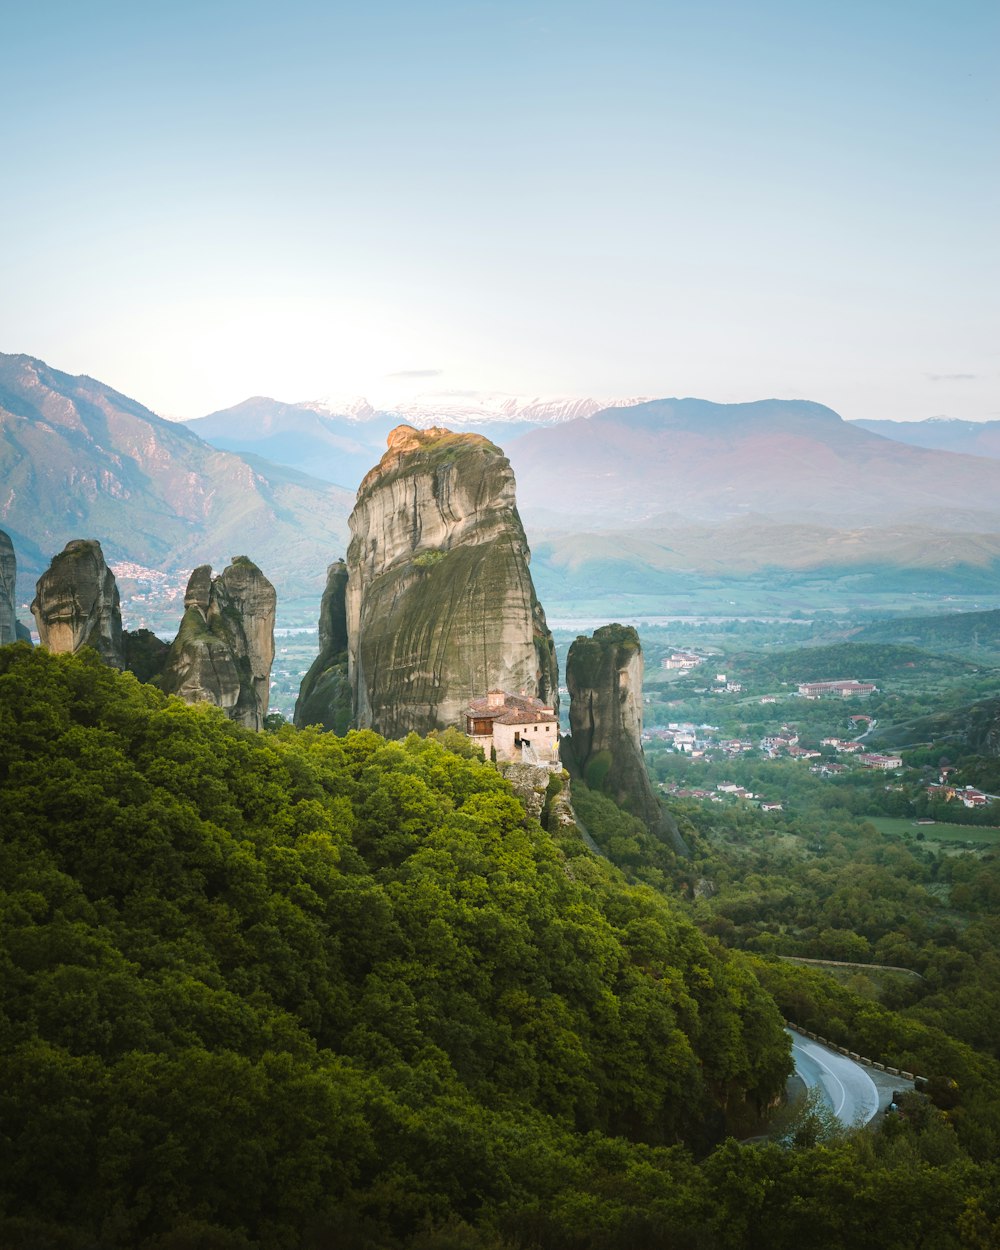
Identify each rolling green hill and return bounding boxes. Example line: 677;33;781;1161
851;608;1000;658
721;642;977;690
874;694;1000;753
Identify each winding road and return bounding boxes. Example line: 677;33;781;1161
786;1030;880;1127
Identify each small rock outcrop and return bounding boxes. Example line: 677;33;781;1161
0;529;20;645
346;425;558;738
160;557;276;730
564;623;688;854
294;559;352;732
30;539;125;666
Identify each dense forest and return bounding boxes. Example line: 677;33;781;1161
3;645;1000;1248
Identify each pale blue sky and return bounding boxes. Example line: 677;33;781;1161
1;0;996;420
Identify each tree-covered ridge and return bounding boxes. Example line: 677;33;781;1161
721;641;976;689
0;645;790;1249
851;608;1000;657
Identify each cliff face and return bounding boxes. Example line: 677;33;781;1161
0;529;18;645
565;623;687;853
160;558;276;730
294;560;352;732
30;539;125;666
346;425;558;737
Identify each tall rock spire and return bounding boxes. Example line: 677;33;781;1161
346;425;558;738
564;623;688;855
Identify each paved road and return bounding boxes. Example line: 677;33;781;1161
786;1030;880;1127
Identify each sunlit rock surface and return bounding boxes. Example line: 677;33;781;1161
346;425;558;737
30;539;124;666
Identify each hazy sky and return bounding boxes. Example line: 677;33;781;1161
1;0;996;421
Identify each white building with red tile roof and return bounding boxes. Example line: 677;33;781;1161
465;689;560;765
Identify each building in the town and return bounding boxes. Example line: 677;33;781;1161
798;680;878;698
662;651;703;670
858;753;902;771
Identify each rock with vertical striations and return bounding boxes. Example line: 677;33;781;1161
160;557;276;730
294;559;352;732
0;528;20;645
346;425;558;738
30;539;125;666
564;623;688;855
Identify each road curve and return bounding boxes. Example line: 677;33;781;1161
786;1030;880;1127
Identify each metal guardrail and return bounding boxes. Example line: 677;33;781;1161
785;1020;917;1082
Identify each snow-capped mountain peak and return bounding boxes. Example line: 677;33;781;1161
298;396;377;421
296;392;654;427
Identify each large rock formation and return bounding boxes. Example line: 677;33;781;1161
346;425;558;737
564;623;688;854
30;539;125;666
0;529;19;645
160;558;276;730
294;559;352;732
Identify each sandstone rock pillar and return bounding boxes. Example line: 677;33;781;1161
30;539;125;666
346;425;558;738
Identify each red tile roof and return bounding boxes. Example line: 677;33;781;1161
466;692;557;725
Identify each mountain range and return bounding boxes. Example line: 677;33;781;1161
9;352;1000;619
185;393;650;490
504;398;1000;529
853;417;1000;459
0;354;352;605
188;394;1000;530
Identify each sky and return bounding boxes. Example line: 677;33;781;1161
0;0;996;422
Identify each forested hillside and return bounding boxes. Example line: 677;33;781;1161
720;642;974;690
851;608;1000;658
3;645;1000;1248
0;646;789;1248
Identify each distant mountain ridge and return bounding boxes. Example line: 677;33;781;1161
10;352;1000;619
852;417;1000;459
301;392;652;425
189;392;1000;529
186;393;651;489
505;397;1000;528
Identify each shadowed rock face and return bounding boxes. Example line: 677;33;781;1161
565;623;688;854
160;558;276;730
0;529;18;645
123;628;171;684
294;560;352;732
30;539;124;666
347;425;558;738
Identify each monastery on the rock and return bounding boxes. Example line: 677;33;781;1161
465;690;560;765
